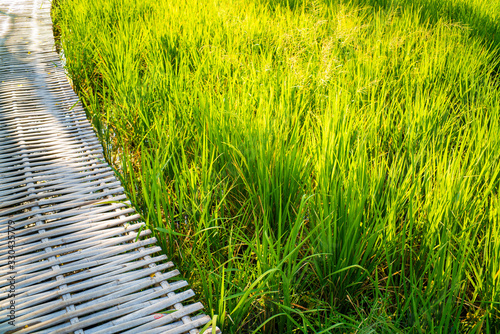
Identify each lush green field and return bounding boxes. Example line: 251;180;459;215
53;0;500;332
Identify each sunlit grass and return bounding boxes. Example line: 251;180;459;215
53;0;500;332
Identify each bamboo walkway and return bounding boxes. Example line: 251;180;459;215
0;1;213;333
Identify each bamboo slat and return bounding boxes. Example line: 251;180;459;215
0;1;214;333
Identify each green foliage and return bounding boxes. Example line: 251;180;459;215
53;0;500;332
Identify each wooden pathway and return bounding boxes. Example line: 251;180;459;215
0;1;212;333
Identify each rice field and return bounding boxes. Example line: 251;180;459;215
52;0;500;332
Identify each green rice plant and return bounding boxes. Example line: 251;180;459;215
52;0;500;331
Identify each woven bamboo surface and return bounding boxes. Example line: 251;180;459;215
0;1;213;333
